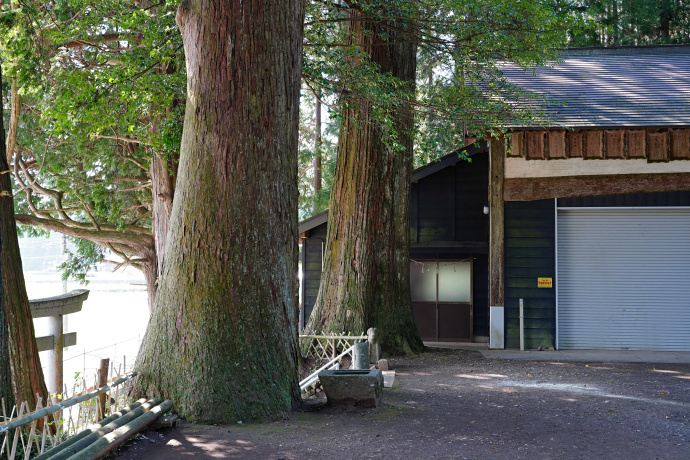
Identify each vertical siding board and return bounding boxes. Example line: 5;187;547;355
547;130;566;159
584;130;604;158
302;223;327;323
670;129;690;160
504;200;556;349
604;130;624;158
508;132;524;158
648;131;669;162
568;131;583;157
525;131;545;160
627;130;646;158
410;182;419;244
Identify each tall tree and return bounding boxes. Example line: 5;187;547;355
304;0;574;352
0;64;48;407
0;66;16;411
305;4;423;353
134;0;305;422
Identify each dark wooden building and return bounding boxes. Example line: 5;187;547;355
299;142;492;342
490;45;690;351
301;45;690;351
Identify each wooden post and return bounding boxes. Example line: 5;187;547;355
97;358;110;421
489;136;505;349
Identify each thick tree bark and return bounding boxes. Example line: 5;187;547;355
134;0;304;422
148;152;177;311
0;70;15;411
304;13;424;354
313;95;322;214
0;231;13;409
0;68;49;407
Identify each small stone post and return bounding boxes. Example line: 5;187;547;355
367;327;381;365
45;313;63;397
352;342;370;369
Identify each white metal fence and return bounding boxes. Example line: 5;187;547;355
299;332;366;392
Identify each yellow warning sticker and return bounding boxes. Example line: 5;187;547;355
537;278;553;288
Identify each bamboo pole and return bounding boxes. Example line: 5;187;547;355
33;399;146;460
36;400;157;460
66;400;173;460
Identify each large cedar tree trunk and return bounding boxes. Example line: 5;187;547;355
304;14;424;354
0;68;49;406
135;0;304;422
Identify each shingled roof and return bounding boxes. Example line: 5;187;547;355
502;45;690;128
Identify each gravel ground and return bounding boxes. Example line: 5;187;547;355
109;348;690;459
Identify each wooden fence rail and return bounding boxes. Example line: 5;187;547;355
0;369;137;459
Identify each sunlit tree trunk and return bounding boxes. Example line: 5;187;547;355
134;0;305;422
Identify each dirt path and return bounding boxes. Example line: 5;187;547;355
109;349;690;459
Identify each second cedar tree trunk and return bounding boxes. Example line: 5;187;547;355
305;12;424;354
0;67;15;410
0;67;49;407
134;0;305;422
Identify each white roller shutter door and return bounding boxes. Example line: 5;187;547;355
557;208;690;351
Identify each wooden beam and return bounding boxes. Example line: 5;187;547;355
489;136;505;308
504;173;690;201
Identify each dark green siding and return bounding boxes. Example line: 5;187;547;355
301;150;490;339
411;151;490;338
505;199;555;349
301;223;327;323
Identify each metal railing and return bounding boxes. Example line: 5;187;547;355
298;332;366;393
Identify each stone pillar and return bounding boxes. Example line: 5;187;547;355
352;342;370;369
367;327;381;364
45;314;63;395
30;289;89;397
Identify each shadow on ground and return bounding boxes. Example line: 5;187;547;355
108;348;690;459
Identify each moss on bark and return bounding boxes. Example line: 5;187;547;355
134;0;304;422
304;11;424;355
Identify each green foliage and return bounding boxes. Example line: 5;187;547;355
303;0;578;165
1;0;185;278
298;88;338;220
566;0;690;46
57;238;105;284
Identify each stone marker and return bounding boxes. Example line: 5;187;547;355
318;369;384;408
377;358;389;371
352;341;370;369
367;327;381;364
